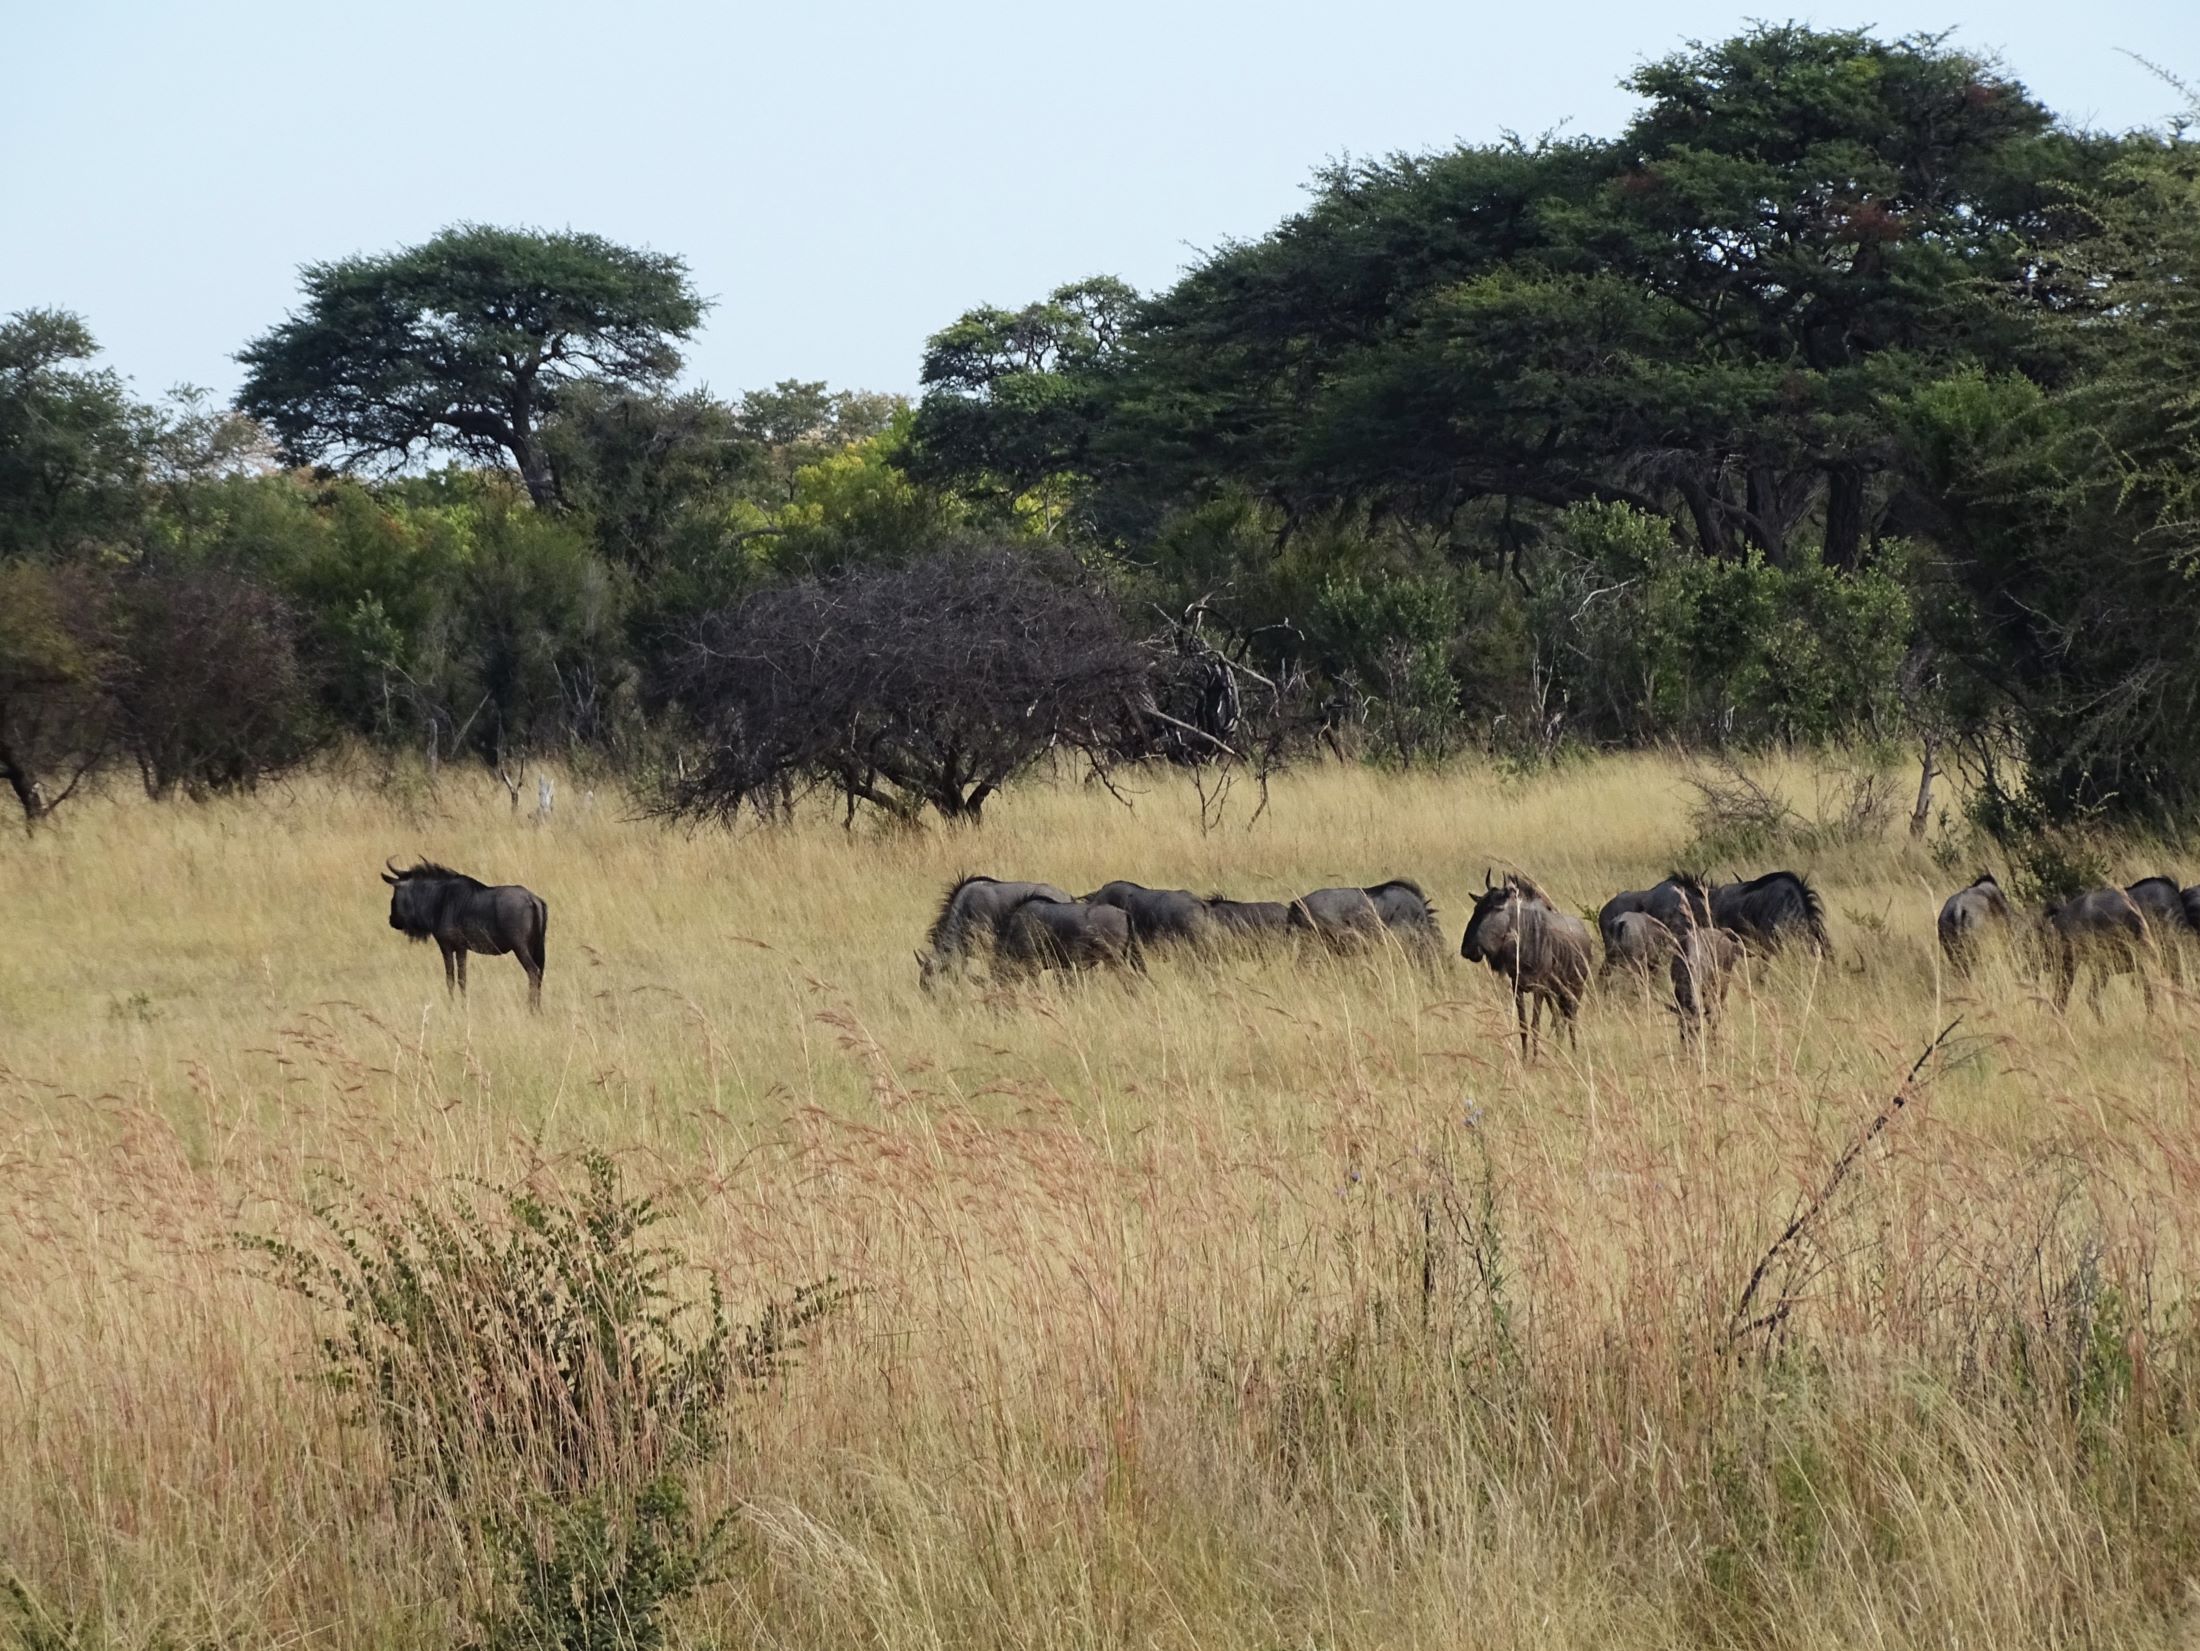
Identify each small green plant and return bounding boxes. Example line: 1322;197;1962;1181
245;1154;844;1497
469;1476;728;1651
105;991;157;1025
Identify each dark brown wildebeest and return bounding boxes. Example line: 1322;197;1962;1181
1459;870;1594;1056
995;895;1137;979
1598;873;1713;950
917;874;1073;990
382;859;548;1010
2124;876;2196;984
1937;873;2012;974
1204;895;1295;940
1289;878;1443;957
1710;870;1832;956
2040;886;2157;1016
1672;926;1747;1044
1081;881;1215;954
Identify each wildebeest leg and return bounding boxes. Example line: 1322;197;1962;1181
2141;960;2157;1017
1514;989;1531;1058
2087;963;2107;1021
440;944;461;995
455;950;469;995
515;947;543;1011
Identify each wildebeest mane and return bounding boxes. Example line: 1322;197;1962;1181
396;859;485;889
926;873;998;950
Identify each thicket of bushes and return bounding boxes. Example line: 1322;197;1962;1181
7;27;2198;844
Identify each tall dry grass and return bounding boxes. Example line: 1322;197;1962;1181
5;753;2200;1647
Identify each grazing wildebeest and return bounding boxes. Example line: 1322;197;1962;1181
1600;908;1678;981
1710;871;1832;956
2124;876;2195;984
1598;873;1713;950
2040;886;2155;1016
1290;878;1443;956
1672;926;1747;1044
381;859;548;1010
995;895;1136;979
1937;873;2012;974
1458;871;1594;1056
1203;895;1295;940
1080;881;1215;953
917;875;1073;990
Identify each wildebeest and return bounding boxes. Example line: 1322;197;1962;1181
917;875;1073;989
1600;908;1678;981
381;859;548;1010
1458;870;1594;1055
2040;886;2155;1016
1672;926;1747;1044
1289;878;1443;955
2124;876;2196;984
1598;873;1713;949
1081;881;1215;953
995;895;1136;979
1937;872;2012;973
1203;895;1295;940
1710;871;1831;956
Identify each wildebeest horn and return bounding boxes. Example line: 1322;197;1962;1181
381;856;402;885
1483;866;1494;891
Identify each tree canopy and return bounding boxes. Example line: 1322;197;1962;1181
238;224;707;505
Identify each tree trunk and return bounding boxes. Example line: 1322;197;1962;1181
1678;476;1734;560
1;743;45;832
1823;465;1867;572
1910;734;1938;839
1745;466;1789;563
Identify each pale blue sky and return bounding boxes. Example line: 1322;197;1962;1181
5;0;2193;405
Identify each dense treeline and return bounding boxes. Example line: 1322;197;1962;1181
4;26;2197;838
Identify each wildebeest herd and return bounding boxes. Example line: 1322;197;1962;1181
378;855;2200;1047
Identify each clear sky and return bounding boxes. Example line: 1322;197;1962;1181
5;0;2194;406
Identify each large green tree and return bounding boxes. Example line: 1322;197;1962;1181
0;309;151;560
238;225;707;506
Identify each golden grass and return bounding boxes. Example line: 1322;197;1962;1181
6;752;2200;1648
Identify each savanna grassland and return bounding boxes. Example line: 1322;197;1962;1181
6;754;2200;1650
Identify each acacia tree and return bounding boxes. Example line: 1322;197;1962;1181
238;225;707;506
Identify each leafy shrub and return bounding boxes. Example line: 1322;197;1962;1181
246;1152;840;1499
1534;502;1914;746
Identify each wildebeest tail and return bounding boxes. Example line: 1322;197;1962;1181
1798;876;1832;954
532;896;549;974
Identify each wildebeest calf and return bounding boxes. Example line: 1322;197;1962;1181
1937;872;2012;974
2041;886;2155;1016
1204;895;1294;940
996;895;1137;979
1598;873;1713;951
1600;908;1678;981
382;859;548;1010
1672;927;1746;1044
918;874;1073;989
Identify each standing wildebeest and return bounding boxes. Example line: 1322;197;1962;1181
1710;871;1831;956
1937;873;2012;974
1458;871;1594;1055
2124;877;2196;984
1672;926;1747;1044
2040;886;2156;1016
917;875;1073;990
1289;878;1443;956
1204;895;1295;940
1598;873;1713;950
382;859;548;1010
995;895;1136;979
1081;881;1215;954
1601;908;1679;981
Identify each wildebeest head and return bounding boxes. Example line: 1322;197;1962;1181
382;858;444;940
1460;869;1524;963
